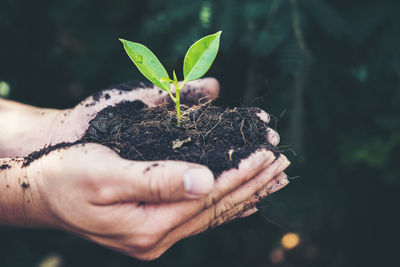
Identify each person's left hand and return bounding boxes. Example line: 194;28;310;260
63;78;220;144
2;78;220;157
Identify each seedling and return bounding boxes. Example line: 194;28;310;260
119;31;221;126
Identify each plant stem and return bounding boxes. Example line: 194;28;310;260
175;88;181;126
174;80;186;127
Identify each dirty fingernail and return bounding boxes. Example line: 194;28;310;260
267;129;280;146
256;110;270;123
184;168;215;197
240;207;258;218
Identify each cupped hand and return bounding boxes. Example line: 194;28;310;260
2;78;220;157
6;77;289;260
49;78;221;146
22;106;289;260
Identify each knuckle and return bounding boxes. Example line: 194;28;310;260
203;193;218;209
86;182;115;204
206;206;219;230
96;186;115;204
216;198;235;217
147;174;163;201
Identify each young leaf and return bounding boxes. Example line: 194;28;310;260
119;39;170;91
183;31;222;82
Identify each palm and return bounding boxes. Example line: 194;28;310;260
58;78;220;143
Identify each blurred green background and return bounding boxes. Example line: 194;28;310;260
1;0;399;266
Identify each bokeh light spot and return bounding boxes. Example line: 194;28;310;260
0;81;10;97
38;254;63;267
199;1;212;28
281;232;300;250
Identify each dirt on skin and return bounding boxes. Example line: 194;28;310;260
0;164;11;170
22;100;280;177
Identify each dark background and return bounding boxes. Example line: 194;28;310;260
1;0;399;266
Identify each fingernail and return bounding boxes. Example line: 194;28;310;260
268;176;289;194
256;110;270;123
267;130;280;146
184;168;214;196
241;207;258;218
280;176;289;186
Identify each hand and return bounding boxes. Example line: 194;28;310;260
0;78;219;157
9;105;288;260
0;78;290;260
22;142;289;260
49;78;221;150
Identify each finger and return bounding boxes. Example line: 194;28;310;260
267;128;280;146
256;110;270;123
214;155;290;212
174;78;220;105
78;144;215;203
79;82;163;112
74;82;162;128
216;172;290;226
139;150;275;232
210;206;259;229
185;157;289;232
90;160;216;204
208;149;276;207
255;110;280;146
136;172;289;259
263;172;290;194
187;172;290;236
187;170;289;236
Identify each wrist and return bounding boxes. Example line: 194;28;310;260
0;99;66;157
0;158;50;227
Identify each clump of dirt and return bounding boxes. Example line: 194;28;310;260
81;101;278;177
23;100;279;177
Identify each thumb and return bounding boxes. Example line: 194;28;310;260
165;77;220;105
104;160;215;203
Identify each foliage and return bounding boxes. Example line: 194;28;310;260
120;31;221;125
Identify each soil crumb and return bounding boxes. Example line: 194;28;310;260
0;164;11;170
21;182;30;189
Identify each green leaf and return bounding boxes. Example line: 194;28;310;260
119;38;170;91
183;31;221;81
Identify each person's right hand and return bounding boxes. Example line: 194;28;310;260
1;78;290;260
20;142;289;260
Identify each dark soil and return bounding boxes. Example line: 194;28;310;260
0;164;11;170
23;100;279;177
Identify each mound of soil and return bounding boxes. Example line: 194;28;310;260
83;101;278;176
23;101;279;177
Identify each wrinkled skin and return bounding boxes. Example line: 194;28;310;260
0;78;290;260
